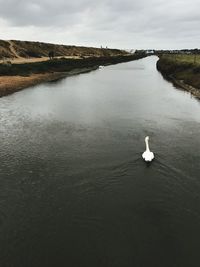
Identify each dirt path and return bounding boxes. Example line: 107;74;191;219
7;40;22;59
0;43;81;64
11;55;81;64
0;40;81;64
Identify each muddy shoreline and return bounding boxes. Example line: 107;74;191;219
0;67;98;97
169;76;200;99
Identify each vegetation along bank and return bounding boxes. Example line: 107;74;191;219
156;54;200;99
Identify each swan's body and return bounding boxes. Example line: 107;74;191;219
142;136;154;162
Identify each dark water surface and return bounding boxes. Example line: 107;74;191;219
1;56;200;267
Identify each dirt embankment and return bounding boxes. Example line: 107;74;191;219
156;56;200;99
0;39;129;61
0;53;146;97
0;67;97;97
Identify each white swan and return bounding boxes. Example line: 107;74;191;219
142;136;154;162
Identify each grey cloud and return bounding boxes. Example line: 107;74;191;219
0;0;199;49
0;0;94;26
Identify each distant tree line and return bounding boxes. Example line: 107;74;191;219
155;48;200;55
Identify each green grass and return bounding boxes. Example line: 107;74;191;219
161;54;200;65
157;54;200;89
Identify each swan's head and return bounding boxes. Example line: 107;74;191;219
145;136;149;141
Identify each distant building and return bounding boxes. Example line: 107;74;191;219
145;50;154;55
123;49;136;54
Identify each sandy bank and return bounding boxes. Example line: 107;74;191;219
0;67;97;97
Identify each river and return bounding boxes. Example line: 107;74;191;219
0;56;200;267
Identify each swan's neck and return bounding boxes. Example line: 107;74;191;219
145;139;150;151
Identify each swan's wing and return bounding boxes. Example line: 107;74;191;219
151;152;155;159
142;151;146;159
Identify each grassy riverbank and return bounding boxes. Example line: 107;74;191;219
0;53;146;97
157;54;200;99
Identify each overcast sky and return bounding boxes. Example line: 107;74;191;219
0;0;200;49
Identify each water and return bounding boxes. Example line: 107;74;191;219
0;56;200;267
